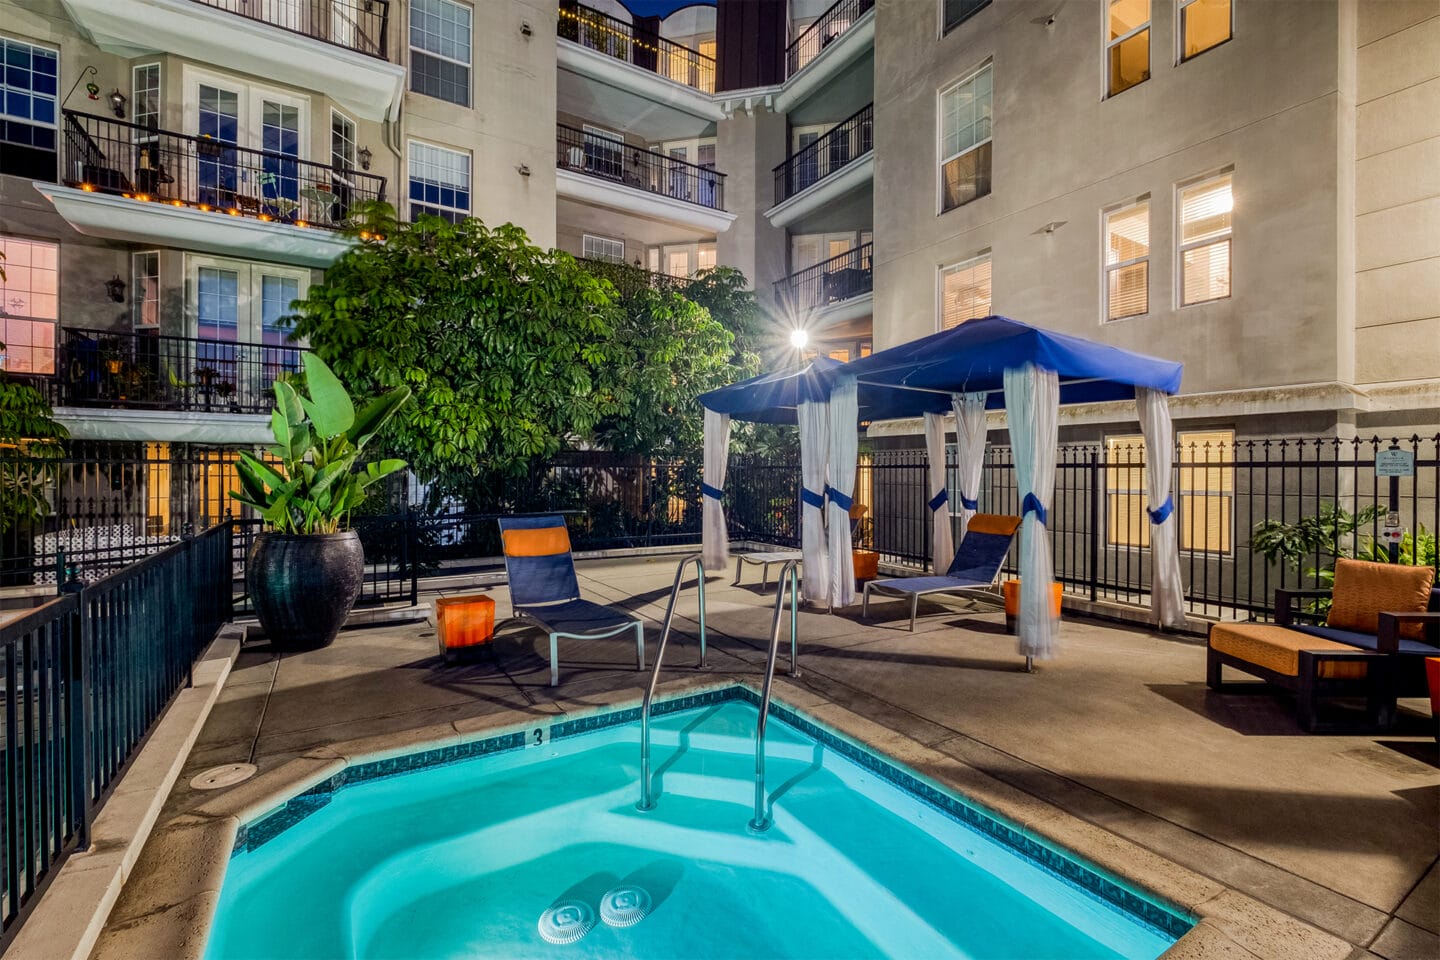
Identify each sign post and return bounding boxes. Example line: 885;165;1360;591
1375;445;1414;563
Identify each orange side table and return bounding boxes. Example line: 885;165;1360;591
1001;580;1063;635
436;594;496;658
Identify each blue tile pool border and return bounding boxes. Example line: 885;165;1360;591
232;682;1192;941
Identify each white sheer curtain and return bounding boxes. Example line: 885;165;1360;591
1003;363;1060;659
923;412;953;574
825;377;859;607
797;398;831;605
1137;388;1187;627
701;408;731;571
951;391;988;542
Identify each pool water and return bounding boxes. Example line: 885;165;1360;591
206;695;1187;959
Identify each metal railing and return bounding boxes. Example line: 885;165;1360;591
636;553;707;812
750;558;799;833
775;242;873;314
787;0;874;75
557;123;725;210
188;0;390;58
62;110;386;231
40;328;307;417
0;525;231;948
773;103;873;203
578;258;690;298
557;0;716;93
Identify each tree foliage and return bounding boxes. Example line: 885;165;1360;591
0;324;68;535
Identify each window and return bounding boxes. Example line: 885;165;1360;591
942;0;992;34
1178;172;1232;305
939;255;992;330
696;246;717;273
408;141;470;222
410;0;472;106
133;251;160;328
582;234;625;263
0;37;59;180
939;64;992;212
1106;430;1234;552
0;236;58;375
331;110;357;172
1106;0;1150;97
1103;200;1149;321
1179;0;1231;60
583;125;624;179
132;63;160;137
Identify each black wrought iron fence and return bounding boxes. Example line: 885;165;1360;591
0;524;230;948
775;242;873;313
787;0;875;75
556;123;725;210
557;0;716;93
62;111;386;231
578;258;689;298
189;0;390;58
773;103;873;202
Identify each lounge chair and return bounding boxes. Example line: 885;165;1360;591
861;513;1021;631
733;549;803;589
498;515;644;687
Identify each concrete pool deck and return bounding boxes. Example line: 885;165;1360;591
90;555;1438;959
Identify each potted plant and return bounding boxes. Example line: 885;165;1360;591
231;353;410;650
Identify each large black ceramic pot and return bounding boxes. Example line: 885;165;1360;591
248;531;364;651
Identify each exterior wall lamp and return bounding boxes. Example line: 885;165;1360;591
358;146;372;170
108;89;127;119
105;275;127;303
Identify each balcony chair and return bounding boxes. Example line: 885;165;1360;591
497;514;644;686
861;513;1021;631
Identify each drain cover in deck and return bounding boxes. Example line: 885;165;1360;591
191;763;258;790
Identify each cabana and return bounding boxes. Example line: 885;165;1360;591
700;316;1186;661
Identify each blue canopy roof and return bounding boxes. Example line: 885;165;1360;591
700;316;1183;424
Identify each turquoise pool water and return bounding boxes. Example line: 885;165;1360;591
207;691;1188;959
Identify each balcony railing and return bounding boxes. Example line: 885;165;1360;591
775;242;873;313
578;258;690;297
61;110;386;232
787;0;874;76
557;0;716;94
43;328;309;415
773;103;873;203
188;0;390;59
557;124;725;211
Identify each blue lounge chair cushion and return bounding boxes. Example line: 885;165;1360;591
945;532;1014;581
872;575;991;595
498;514;581;607
1291;624;1439;657
517;599;639;636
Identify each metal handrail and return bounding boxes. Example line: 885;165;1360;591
749;558;799;833
774;241;873;313
786;0;874;76
636;553;708;812
772;102;873;203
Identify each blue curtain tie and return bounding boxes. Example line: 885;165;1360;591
824;485;854;512
928;489;948;512
801;487;825;509
959;494;979;511
1022;492;1048;526
1148;495;1174;525
701;482;723;501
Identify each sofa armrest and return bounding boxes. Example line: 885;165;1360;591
1274;588;1332;626
1376;612;1440;654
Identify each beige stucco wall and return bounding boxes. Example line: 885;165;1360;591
870;0;1349;402
716;106;789;297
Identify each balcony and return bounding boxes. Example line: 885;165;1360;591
58;0;404;119
555;124;735;234
556;1;724;134
37;111;385;267
577;258;689;297
788;0;874;75
767;104;873;229
774;0;875;114
774;242;873;326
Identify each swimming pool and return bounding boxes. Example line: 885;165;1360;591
206;686;1191;959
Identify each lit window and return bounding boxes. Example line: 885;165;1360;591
0;37;59;180
939;255;992;330
331;111;357;171
0;236;59;375
1106;430;1234;553
408;141;470;222
1106;0;1150;97
666;250;690;278
1180;0;1231;60
696;245;717;273
939;65;992;212
942;0;992;34
1104;200;1150;321
582;234;625;263
132;64;160;137
410;0;472;107
133;251;160;328
1178;172;1232;305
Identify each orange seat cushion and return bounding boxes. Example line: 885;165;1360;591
967;513;1022;537
501;526;571;557
1327;557;1434;640
1210;622;1368;679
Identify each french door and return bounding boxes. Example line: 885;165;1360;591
188;256;308;411
190;73;307;220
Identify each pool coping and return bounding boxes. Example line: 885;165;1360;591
101;673;1352;960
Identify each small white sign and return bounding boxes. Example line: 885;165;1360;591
1382;511;1404;545
1375;449;1415;477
